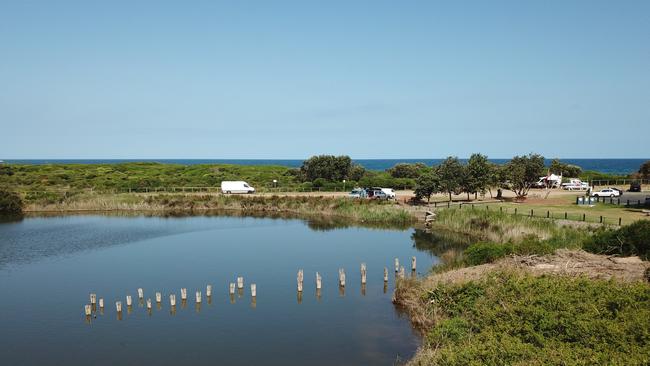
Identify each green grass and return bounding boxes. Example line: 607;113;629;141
409;271;650;366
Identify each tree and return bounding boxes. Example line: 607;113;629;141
0;189;23;216
639;160;650;179
348;164;366;181
436;157;464;201
504;154;545;198
387;163;428;178
414;172;440;202
549;158;582;177
464;153;491;200
486;163;506;198
299;155;353;182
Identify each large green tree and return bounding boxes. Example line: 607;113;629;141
0;189;23;216
464;153;491;200
387;163;428;179
414;172;440;202
504;154;546;198
639;160;650;179
300;155;355;182
437;157;464;201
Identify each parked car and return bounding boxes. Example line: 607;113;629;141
348;188;367;199
629;181;642;192
221;181;255;194
561;179;589;191
381;188;396;199
611;187;623;196
591;188;621;198
367;189;389;200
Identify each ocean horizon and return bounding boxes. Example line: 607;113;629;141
2;158;647;175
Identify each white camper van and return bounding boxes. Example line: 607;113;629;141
221;181;255;194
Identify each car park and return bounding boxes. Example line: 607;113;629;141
348;188;367;199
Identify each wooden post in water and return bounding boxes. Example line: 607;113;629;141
180;288;187;301
116;301;122;313
339;268;346;287
90;293;97;305
195;291;202;304
126;295;132;307
99;298;104;309
155;292;162;303
137;288;144;299
84;304;92;316
399;266;405;279
394;258;399;272
360;263;367;284
146;298;152;310
383;267;388;282
316;272;322;290
251;284;257;298
206;285;212;297
229;283;236;295
169;294;176;307
237;276;244;289
411;256;417;271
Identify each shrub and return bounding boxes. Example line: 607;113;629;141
583;220;650;260
420;271;650;365
0;189;23;215
464;242;514;265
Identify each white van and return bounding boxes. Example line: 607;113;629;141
221;181;255;194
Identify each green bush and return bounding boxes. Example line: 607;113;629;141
0;189;23;215
584;221;650;260
421;271;650;365
464;242;514;265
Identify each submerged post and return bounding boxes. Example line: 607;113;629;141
84;304;92;316
155;292;162;303
229;283;236;295
146;298;152;310
316;272;322;290
383;267;388;282
251;284;257;298
360;263;367;284
90;293;97;305
137;288;144;299
180;288;187;301
339;268;346;287
394;258;399;272
126;295;133;307
116;301;122;313
99;298;104;309
169;294;176;307
411;256;416;271
195;291;202;304
237;276;244;289
206;285;212;297
399;266;405;279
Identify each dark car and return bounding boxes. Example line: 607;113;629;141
629;182;641;192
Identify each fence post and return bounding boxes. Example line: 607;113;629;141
619;217;622;226
564;212;567;219
599;216;603;223
583;213;586;221
547;211;550;218
530;209;533;217
514;208;517;215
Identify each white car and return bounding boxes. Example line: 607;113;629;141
381;188;396;199
221;181;255;194
591;188;621;198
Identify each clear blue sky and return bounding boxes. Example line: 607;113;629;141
1;1;648;159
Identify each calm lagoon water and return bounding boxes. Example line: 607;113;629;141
0;214;454;366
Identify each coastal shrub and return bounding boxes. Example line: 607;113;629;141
463;242;514;265
583;221;650;260
419;271;650;365
0;189;23;216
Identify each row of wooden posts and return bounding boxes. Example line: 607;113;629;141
83;257;417;317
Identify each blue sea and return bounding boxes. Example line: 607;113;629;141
2;159;646;175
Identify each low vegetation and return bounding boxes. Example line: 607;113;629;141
0;189;23;216
403;270;650;365
584;220;650;260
